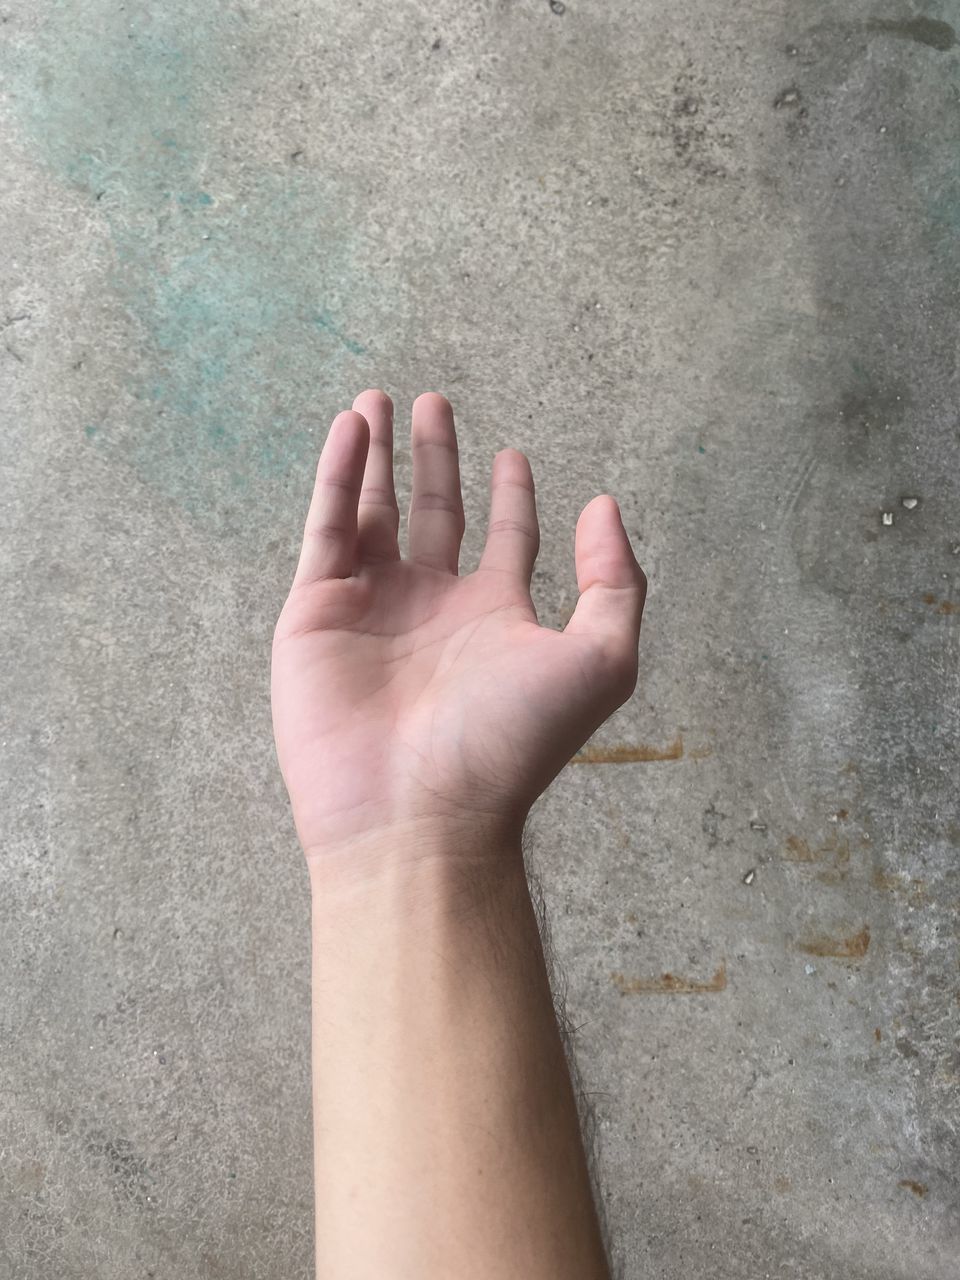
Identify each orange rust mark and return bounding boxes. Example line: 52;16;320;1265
612;961;727;995
899;1179;928;1198
784;832;851;864
873;870;896;892
773;1176;792;1194
834;808;849;821
816;868;848;886
874;1027;882;1042
798;925;870;959
572;734;684;764
785;835;816;861
871;869;927;905
922;593;959;615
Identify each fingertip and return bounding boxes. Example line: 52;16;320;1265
352;388;393;415
575;494;646;592
578;493;621;526
332;408;370;433
412;390;452;415
493;446;533;477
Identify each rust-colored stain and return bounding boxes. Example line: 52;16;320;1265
922;593;959;615
899;1179;928;1198
784;832;851;864
871;868;927;906
612;961;727;995
572;734;684;764
874;1027;882;1042
816;868;848;886
773;1175;792;1194
785;835;817;861
798;925;870;959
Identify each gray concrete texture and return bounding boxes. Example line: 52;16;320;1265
1;0;958;1275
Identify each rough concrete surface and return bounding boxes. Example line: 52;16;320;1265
1;1;958;1277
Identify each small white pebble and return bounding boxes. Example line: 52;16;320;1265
804;963;816;976
901;497;919;510
879;125;887;134
743;869;756;886
881;511;894;526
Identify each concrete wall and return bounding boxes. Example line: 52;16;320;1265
1;2;957;1276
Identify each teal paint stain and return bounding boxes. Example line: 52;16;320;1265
84;423;100;439
313;309;367;357
697;444;706;454
2;2;375;522
912;127;960;240
177;191;214;208
927;180;960;235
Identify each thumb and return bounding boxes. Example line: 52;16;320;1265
563;495;647;684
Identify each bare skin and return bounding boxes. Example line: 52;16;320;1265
271;390;646;1279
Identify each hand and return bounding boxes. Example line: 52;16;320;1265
271;390;646;868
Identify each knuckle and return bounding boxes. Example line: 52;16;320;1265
487;517;539;541
412;491;463;519
359;485;399;510
308;522;348;543
320;475;358;495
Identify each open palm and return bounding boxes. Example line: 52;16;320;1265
271;390;646;864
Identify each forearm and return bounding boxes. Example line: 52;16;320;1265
309;827;611;1280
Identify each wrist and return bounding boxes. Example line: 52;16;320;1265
304;814;526;904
